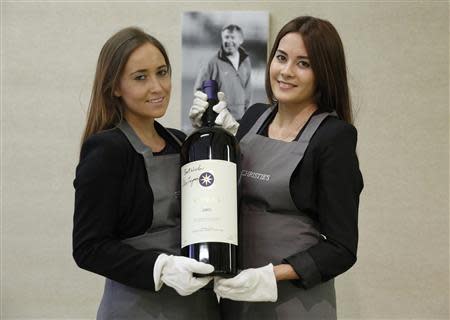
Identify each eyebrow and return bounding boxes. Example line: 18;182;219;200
276;49;309;59
130;69;147;75
130;65;167;75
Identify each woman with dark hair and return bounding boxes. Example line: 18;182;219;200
191;16;363;319
73;27;219;319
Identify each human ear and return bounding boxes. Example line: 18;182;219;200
237;35;244;46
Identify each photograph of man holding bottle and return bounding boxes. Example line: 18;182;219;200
180;11;269;132
193;24;252;121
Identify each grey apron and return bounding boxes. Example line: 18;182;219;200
97;121;220;320
221;107;337;320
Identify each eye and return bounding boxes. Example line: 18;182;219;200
158;67;169;77
275;54;286;62
134;74;147;81
298;60;311;68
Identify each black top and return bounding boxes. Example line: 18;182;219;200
237;104;363;289
72;122;186;290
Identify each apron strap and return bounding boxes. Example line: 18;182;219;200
245;106;337;140
117;121;153;156
165;129;183;147
298;111;336;143
118;120;183;152
247;105;275;135
293;111;337;156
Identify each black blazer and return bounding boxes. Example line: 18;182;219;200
73;122;185;290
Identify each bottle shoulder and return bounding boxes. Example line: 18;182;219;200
185;126;237;141
181;126;240;163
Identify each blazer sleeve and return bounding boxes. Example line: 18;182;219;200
285;123;363;289
72;133;160;290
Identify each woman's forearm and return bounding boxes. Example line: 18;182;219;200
273;264;300;281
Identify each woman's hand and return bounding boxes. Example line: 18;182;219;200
214;264;277;302
189;91;239;135
153;254;214;296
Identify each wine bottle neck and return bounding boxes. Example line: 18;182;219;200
201;99;219;127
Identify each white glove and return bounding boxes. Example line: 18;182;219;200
214;263;277;302
154;253;214;296
212;92;240;135
189;91;240;135
189;91;209;128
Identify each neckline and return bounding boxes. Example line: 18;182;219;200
257;106;318;142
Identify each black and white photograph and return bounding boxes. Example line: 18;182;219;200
181;11;269;132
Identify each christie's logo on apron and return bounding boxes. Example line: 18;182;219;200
240;170;271;181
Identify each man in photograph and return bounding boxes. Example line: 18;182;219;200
194;24;252;121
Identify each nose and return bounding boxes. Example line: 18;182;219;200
280;62;294;79
147;75;163;93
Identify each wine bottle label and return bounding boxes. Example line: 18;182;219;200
181;159;237;247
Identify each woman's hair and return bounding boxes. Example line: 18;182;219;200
81;27;171;144
265;16;352;124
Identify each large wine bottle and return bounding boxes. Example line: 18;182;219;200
181;80;239;277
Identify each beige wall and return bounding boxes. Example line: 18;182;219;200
2;1;448;319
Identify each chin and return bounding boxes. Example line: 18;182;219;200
273;92;293;103
152;113;166;119
152;107;168;119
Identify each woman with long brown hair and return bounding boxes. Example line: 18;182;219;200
192;16;363;319
73;27;219;319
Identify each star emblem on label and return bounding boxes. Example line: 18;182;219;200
199;172;214;187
